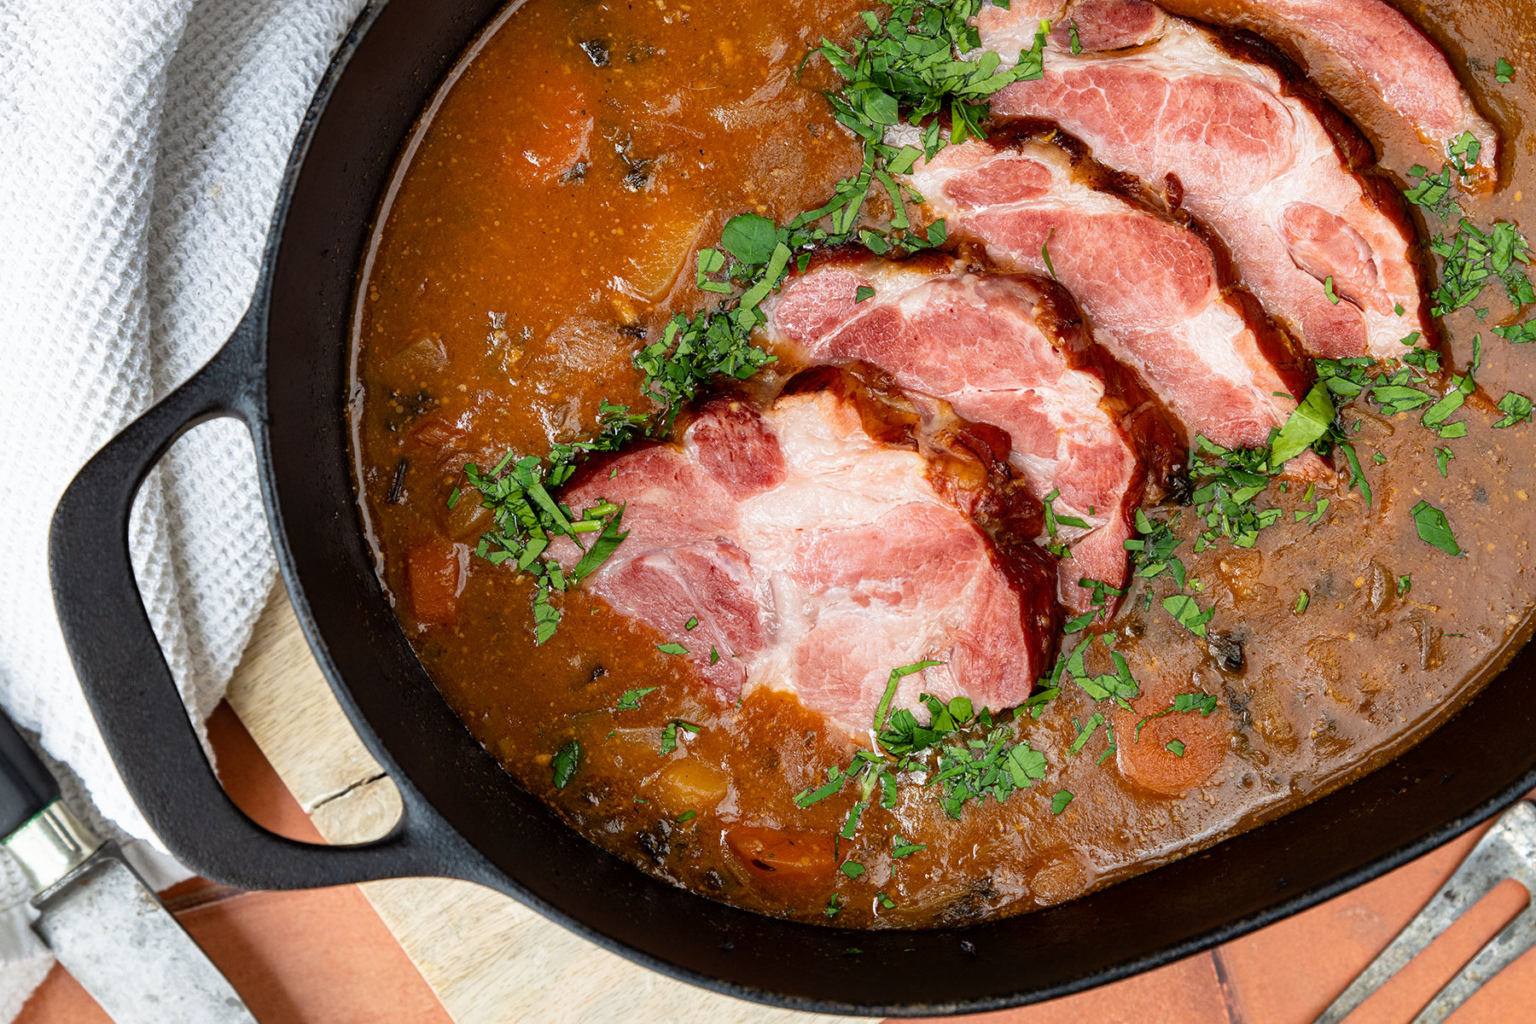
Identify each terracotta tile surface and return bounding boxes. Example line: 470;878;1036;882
15;708;1536;1024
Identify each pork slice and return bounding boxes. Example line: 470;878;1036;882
1159;0;1498;187
980;13;1430;362
557;390;1057;733
911;139;1309;462
977;0;1168;53
766;257;1157;613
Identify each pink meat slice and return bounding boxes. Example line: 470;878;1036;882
910;139;1306;458
556;391;1057;733
767;259;1143;613
1160;0;1498;187
978;0;1168;53
978;7;1429;362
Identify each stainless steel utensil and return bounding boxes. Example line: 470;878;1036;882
0;708;257;1024
1313;800;1536;1024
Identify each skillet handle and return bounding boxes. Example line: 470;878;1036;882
47;310;462;889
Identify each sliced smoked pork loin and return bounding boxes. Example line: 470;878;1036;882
909;138;1312;460
976;3;1430;362
1156;0;1499;187
980;0;1497;187
765;257;1179;615
555;389;1059;734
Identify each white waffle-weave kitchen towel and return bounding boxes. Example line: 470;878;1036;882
0;0;367;1013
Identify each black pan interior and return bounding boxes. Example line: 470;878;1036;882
255;0;1536;1013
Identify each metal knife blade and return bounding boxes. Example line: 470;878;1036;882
32;843;258;1024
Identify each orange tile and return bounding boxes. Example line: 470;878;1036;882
933;951;1232;1024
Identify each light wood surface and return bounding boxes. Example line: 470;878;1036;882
225;581;860;1024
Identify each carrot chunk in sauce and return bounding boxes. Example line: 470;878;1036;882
725;826;837;885
406;541;469;626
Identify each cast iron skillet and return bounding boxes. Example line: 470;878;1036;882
44;0;1536;1016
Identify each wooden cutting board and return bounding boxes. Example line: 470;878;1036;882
226;582;861;1024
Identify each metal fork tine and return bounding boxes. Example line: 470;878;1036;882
1310;801;1536;1024
1409;905;1536;1024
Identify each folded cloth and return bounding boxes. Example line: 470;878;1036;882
0;0;367;1012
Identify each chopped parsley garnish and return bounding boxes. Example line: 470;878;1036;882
464;439;636;643
1495;391;1534;428
1068;20;1082;54
709;646;720;665
675;810;697;823
1429;219;1534;316
615;686;659;711
877;891;897;909
1323;276;1340;304
1495;321;1536;344
684;616;699;630
1125;509;1186;589
656;642;689;656
872;660;945;737
1162;594;1214;638
892;835;926;858
1067;712;1105;756
840;860;866;880
1064;578;1126;633
551;740;581;790
1294;589;1310;614
1054;635;1140;708
1411;500;1462;556
1165;739;1187;757
1051;790;1074;814
1447;131;1483;180
1398;574;1413;596
1134;693;1218;741
824;894;842;919
1435;446;1455;477
1187;438;1286;551
1404;163;1456;220
932;730;1047;819
1041;487;1090;557
658;720;701;755
854;285;876;302
1497;57;1515;83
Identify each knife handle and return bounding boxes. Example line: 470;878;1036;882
0;707;62;840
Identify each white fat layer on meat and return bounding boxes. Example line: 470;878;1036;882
733;394;974;722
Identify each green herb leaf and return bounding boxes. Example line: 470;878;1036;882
1410;500;1462;556
892;835;926;858
1165;739;1186;757
1270;383;1334;468
1495;391;1534;428
1162;594;1214;638
720;212;780;265
1497;57;1515;83
551;740;581;789
840;860;866;880
1051;790;1074;814
1294;590;1310;614
615;686;659;711
872;660;944;737
657;642;689;656
854;285;876;303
